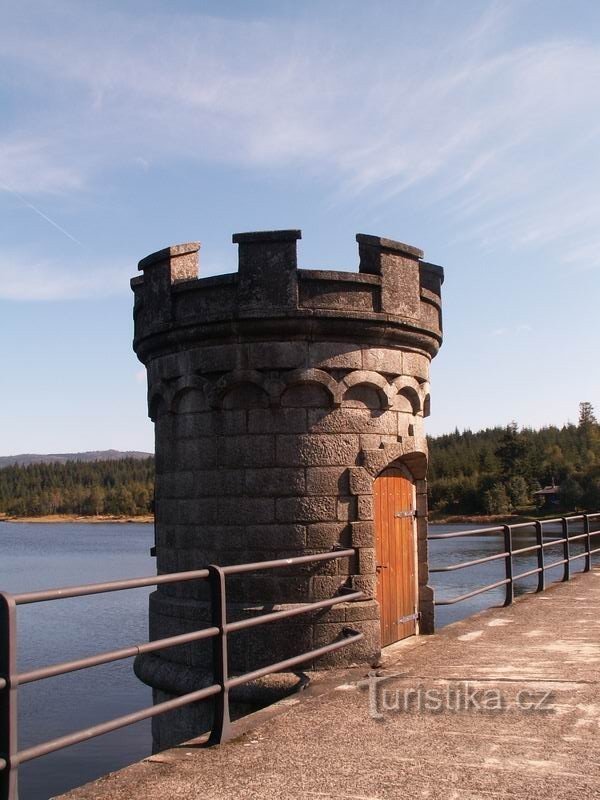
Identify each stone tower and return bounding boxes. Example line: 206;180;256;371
131;230;443;749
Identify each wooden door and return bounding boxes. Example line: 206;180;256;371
374;468;417;646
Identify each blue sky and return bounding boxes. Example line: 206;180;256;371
1;0;599;455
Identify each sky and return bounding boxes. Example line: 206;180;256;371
1;0;599;455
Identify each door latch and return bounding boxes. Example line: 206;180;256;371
397;612;420;625
394;510;417;519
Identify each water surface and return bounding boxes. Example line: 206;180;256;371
0;522;154;800
0;520;588;798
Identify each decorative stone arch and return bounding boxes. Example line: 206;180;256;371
282;368;341;407
392;376;422;415
214;369;271;409
147;382;170;421
341;370;394;410
170;375;210;414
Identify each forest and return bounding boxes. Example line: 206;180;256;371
0;457;154;517
0;404;598;519
428;403;600;516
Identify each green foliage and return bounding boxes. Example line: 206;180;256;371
579;402;597;427
559;476;583;510
429;412;600;515
483;483;511;515
0;458;154;517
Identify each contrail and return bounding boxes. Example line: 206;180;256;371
0;181;83;246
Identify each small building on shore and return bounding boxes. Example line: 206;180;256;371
533;483;560;509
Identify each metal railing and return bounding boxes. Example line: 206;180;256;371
0;549;363;800
428;512;600;606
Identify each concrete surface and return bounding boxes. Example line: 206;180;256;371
58;568;600;799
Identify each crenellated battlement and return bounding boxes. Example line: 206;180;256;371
131;230;443;360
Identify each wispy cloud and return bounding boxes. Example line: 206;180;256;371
2;0;600;287
0;253;126;301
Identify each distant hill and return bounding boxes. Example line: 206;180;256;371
0;450;153;468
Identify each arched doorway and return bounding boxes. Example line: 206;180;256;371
374;466;418;646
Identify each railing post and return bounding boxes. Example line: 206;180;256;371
535;521;545;592
502;525;514;606
583;514;592;573
562;517;570;582
207;566;231;746
0;592;18;800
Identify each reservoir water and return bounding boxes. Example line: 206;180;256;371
0;520;587;799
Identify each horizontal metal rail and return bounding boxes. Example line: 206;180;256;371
14;684;222;766
12;568;211;605
16;625;221;686
429;512;600;608
429;551;509;573
0;549;364;800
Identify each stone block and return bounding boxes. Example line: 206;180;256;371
357;547;376;574
183;469;242;497
361;443;404;476
417;538;429;574
305;466;349;495
219;435;275;467
348;467;373;496
306;522;350;549
351;521;375;547
290;553;339;576
245;524;307;550
333;553;355;575
221;411;248;435
276;496;337;523
344;599;379;621
171;438;217;470
234;230;300;313
245;467;306;496
155;471;193;498
228;574;311;603
357;495;374;520
359;434;382;450
362;347;404;375
308;341;362;369
281;383;331;408
218;497;275;525
310;575;347;600
158;498;219;526
336;496;355;521
173;413;213;439
402;351;430;381
312;619;380;667
276;434;360;466
246;341;307;369
418;584;435;634
307;408;397;435
248;408;307;434
192;343;241;373
348;574;377;599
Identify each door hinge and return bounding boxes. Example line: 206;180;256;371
394;510;417;519
397;611;420;625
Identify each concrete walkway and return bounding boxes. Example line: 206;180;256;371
60;569;600;800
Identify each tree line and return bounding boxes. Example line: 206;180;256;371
0;458;154;517
428;403;600;516
1;403;598;519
